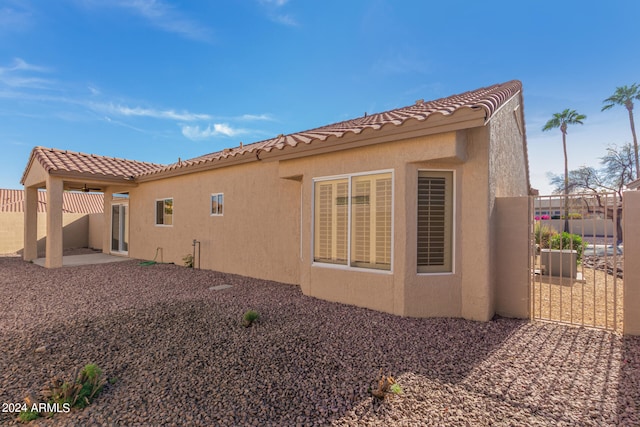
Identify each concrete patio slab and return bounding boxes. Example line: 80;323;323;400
33;253;130;267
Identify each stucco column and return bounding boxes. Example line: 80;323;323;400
624;191;640;335
23;186;39;261
45;176;63;268
102;188;112;254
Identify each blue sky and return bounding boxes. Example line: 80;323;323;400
0;0;638;194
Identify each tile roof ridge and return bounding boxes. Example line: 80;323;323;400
34;146;165;167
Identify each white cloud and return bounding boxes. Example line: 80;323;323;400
0;5;33;33
259;0;290;6
271;14;298;27
81;0;212;42
238;113;273;121
181;123;247;140
0;58;54;89
257;0;298;27
94;103;211;121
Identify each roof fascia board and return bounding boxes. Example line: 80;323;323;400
49;170;139;186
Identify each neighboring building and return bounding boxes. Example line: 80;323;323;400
20;80;531;321
0;188;103;254
627;178;640;190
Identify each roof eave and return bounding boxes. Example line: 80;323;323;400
259;108;486;162
135;151;258;183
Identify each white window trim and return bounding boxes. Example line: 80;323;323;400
416;169;456;276
210;193;224;216
155;197;174;227
311;169;394;274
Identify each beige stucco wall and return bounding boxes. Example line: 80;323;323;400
127;161;300;285
624;191;640;335
486;93;529;321
0;212;89;255
88;213;104;250
121;102;526;322
493;197;530;318
278;130;494;320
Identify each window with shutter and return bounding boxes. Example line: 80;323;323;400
417;171;452;273
314;179;348;265
313;171;392;271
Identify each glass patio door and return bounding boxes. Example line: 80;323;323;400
111;203;129;253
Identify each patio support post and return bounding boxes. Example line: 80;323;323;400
23;186;38;261
102;188;112;254
45;176;63;268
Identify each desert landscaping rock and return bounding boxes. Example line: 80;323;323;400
0;256;639;426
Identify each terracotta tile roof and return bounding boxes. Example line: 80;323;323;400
139;80;522;178
22;80;522;182
0;188;104;213
21;146;164;184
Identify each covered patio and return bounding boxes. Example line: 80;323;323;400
20;147;162;268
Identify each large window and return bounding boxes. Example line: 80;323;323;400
155;198;173;226
314;171;392;271
417;171;453;273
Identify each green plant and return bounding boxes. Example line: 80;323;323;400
40;364;106;409
182;254;194;268
550;232;585;261
370;369;402;400
534;222;558;249
242;310;259;327
18;409;40;423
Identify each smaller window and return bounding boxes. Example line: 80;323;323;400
155;198;173;226
211;193;224;216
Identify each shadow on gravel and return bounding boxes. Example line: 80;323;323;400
0;258;634;425
618;335;640;425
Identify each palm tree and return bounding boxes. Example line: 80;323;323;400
602;83;640;179
543;109;587;232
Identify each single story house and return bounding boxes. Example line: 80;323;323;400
0;188;103;255
21;80;531;321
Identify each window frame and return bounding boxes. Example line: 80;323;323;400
311;169;394;274
155;197;174;227
416;169;455;275
210;193;224;216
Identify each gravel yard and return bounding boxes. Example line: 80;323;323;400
0;256;639;426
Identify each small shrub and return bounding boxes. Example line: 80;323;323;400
370;369;402;401
40;364;106;410
18;409;40;423
534;222;557;249
182;254;194;268
242;310;259;327
550;232;585;261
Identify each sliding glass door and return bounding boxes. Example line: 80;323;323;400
111;203;129;253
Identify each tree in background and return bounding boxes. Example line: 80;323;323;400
602;83;640;179
543;109;587;232
548;143;634;244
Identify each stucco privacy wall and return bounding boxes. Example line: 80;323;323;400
88;213;103;250
486;94;530;320
278;130;497;320
493;197;530;318
624;191;640;335
127;160;300;285
0;212;89;255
